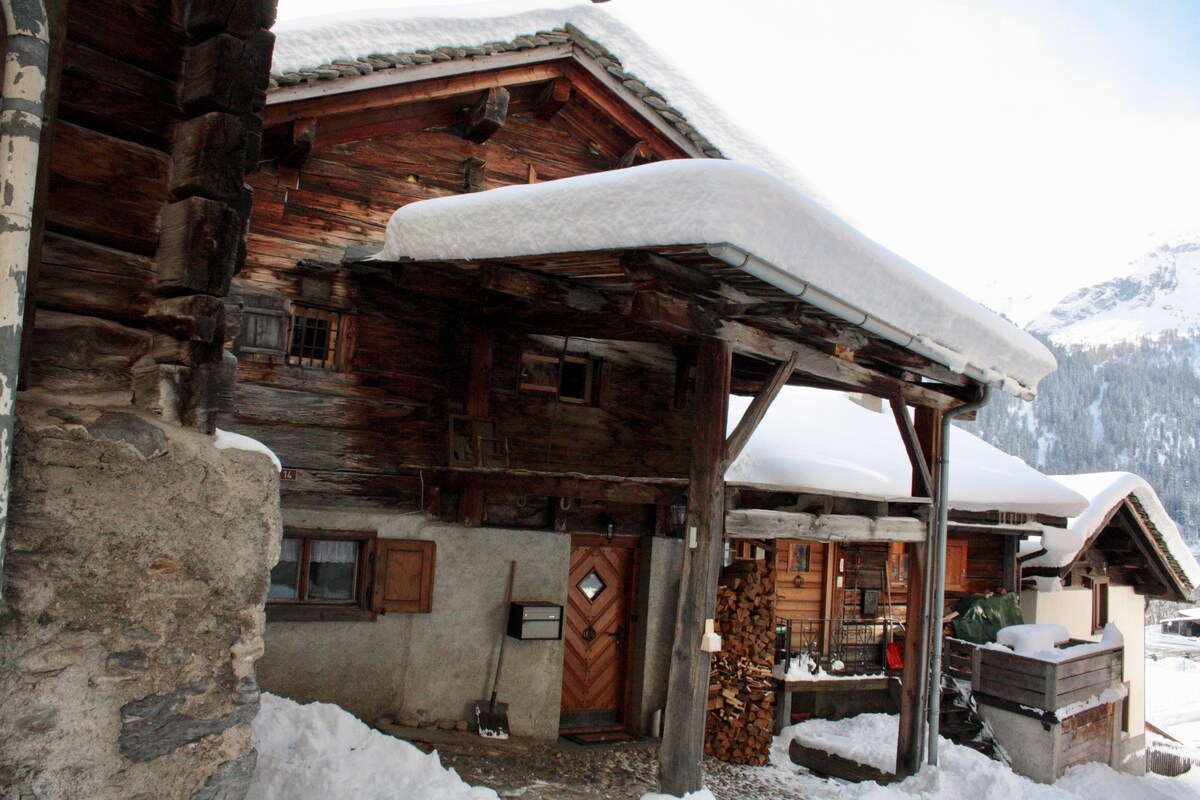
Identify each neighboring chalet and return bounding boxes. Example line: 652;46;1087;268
1015;472;1200;773
1161;609;1200;637
234;9;1058;793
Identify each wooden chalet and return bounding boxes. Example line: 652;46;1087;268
223;10;1057;795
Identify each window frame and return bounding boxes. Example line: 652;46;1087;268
286;304;345;370
518;349;600;405
267;528;377;622
1086;575;1110;634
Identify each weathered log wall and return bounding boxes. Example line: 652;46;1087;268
236;101;695;509
28;0;273;431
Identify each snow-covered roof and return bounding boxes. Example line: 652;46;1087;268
724;387;1088;517
1024;472;1200;592
269;2;793;180
381;159;1057;398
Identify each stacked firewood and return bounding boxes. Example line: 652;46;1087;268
704;560;777;765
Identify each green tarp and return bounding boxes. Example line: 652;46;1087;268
951;593;1023;644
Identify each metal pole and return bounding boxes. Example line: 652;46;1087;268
927;388;990;765
0;0;49;600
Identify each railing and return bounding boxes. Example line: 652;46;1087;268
1147;739;1200;777
775;617;900;673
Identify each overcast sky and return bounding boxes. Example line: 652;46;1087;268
273;0;1200;321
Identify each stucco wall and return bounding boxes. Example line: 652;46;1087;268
629;536;683;735
258;509;572;738
1;405;281;799
1022;584;1146;737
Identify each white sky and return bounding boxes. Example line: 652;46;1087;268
272;0;1200;322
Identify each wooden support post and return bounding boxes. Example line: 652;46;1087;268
659;339;732;797
723;352;797;471
464;87;510;143
895;406;940;778
889;397;934;501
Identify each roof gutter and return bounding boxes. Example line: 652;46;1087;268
706;243;1035;401
0;0;49;602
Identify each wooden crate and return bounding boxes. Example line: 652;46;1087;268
971;642;1122;712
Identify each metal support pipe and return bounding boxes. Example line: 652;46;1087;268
0;0;49;600
927;388;990;765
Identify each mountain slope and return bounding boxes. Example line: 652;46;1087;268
1028;231;1200;345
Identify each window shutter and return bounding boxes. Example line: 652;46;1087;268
234;290;291;357
372;540;436;613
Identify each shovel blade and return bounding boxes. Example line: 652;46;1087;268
473;699;510;739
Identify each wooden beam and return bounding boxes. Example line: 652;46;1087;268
614;140;651;170
723;352;797;471
621;251;761;305
725;510;924;542
660;340;732;796
534;77;571;119
464;86;510;143
480;263;615;314
280;117;316;168
890;398;934;499
630;289;962;412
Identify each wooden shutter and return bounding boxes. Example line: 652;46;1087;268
233;290;290;357
372;540;436;613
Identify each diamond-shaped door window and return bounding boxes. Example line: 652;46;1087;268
578;569;607;602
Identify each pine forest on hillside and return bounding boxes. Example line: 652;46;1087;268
967;331;1200;562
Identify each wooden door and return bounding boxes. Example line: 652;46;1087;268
561;535;636;729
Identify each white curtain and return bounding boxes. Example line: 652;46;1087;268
278;538;301;562
311;539;358;564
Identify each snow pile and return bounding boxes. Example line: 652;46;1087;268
640;792;715;800
724;387;1088;517
214;428;282;469
270;2;799;186
994;622;1123;665
776;712;1200;799
247;693;499;800
773;654;876;682
996;623;1070;656
380;159;1056;398
1032;472;1200;588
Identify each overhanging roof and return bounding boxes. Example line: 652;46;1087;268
377;160;1056;399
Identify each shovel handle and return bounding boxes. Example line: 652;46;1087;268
491;560;518;699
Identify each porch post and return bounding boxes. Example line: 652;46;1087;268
659;339;732;796
895;405;940;777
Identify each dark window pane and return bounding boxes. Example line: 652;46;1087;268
559;359;589;400
306;540;359;601
269;538;301;600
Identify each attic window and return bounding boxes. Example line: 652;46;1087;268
519;351;599;404
288;305;341;369
1086;576;1110;634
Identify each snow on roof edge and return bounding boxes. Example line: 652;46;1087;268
380;160;1057;396
1027;472;1200;591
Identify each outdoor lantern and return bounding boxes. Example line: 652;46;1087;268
669;496;688;537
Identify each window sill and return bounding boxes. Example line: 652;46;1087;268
266;604;378;623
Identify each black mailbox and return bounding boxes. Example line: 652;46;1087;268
507;601;563;640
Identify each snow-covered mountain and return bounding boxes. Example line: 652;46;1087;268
1028;230;1200;345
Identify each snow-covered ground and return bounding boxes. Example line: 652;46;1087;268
1146;624;1200;746
248;693;1200;800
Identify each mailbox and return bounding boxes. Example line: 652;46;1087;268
507;601;563;640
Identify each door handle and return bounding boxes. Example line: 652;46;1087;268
607;625;624;641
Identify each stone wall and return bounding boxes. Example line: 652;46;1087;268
0;403;281;799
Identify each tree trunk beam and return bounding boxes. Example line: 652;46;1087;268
614;140;651;170
534;77;571;120
723;352;796;471
725;509;924;541
890;397;934;499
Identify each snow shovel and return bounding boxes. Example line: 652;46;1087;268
475;560;516;738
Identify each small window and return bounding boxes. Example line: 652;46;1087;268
269;531;371;620
788;543;811;573
268;531;436;621
519;350;599;404
1087;576;1110;634
287;305;341;369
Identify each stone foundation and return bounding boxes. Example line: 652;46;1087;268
0;403;281;799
